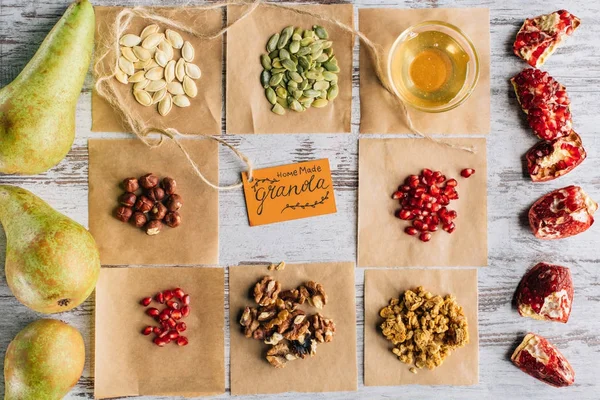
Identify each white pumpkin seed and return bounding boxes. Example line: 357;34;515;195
158;94;173;116
155;49;168;67
183;76;197;98
152;87;167;104
133;59;150;69
173;95;191;107
140;24;160;40
146;79;166;92
121;46;138;63
181;41;194;62
175;58;186;82
128;70;146;83
119;34;141;47
132;46;151;61
166;29;184;49
167;81;185;95
184;63;201;80
158;40;174;60
118;56;135;75
165;60;176;83
133;79;150;90
114;68;128;84
144;59;159;71
145;67;164;81
133;89;152;106
142;33;164;50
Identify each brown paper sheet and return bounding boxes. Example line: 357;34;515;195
91;6;223;135
359;8;490;134
229;262;357;395
358;138;487;267
94;267;225;398
88;139;218;265
364;268;479;386
226;4;354;134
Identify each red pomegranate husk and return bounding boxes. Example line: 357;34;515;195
526;131;586;182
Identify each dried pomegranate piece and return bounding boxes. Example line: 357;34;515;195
511;68;570;114
527;131;586;182
529;185;597;239
513;10;581;67
511;333;575;387
515;263;573;323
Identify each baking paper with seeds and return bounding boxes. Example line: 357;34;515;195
364;268;479;386
226;3;353;134
94;267;225;398
358;138;487;267
241;159;337;226
359;8;491;135
88;139;218;265
91;6;222;135
229;262;357;395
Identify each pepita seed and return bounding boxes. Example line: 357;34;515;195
323;71;337;81
155;49;169;67
289;71;303;83
323;60;340;72
292;33;302;41
327;84;339;101
158;94;173;116
271;68;286;74
158;40;174;60
289;99;303;112
133;46;152;61
152;87;167;104
269;73;283;87
120;34;142;47
175;58;186;82
114;68;128;84
303;89;321;98
140;25;160;40
121;47;138;63
289;40;300;54
165;29;184;49
265;87;277;104
133;79;150;90
300;97;314;108
173;95;191;108
293;89;303;100
272;103;285;115
133;89;152;106
165;60;176;83
185;63;201;80
312;98;328;108
182;41;194;62
297;46;311;57
272;60;283;69
276;97;288;108
129;70;146;83
183;76;197;98
267;33;280;52
282;59;296;72
167;81;185;95
261;54;272;70
277;26;294;49
275;86;288;99
118;56;135;75
313;80;330;91
300;37;315;47
322;40;333;49
146;79;166;92
316;53;329;63
142;33;164;50
260;70;271;88
145;67;164;81
279;48;291;60
314;25;328;39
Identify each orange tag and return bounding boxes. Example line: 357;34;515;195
242;159;337;226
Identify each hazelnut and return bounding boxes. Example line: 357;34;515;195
164;211;181;228
139;173;159;189
165;194;183;211
115;206;133;222
122;177;139;193
119;192;137;207
146;186;165;202
150;202;168;220
131;211;147;228
134;195;154;213
162;177;177;195
145;220;163;236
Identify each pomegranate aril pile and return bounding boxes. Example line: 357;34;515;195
393;169;467;242
140;287;190;347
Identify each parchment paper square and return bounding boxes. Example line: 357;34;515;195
359;8;490;134
88;139;218;265
94;267;225;398
92;6;222;135
229;262;357;395
358;138;487;267
364;268;479;386
226;4;354;134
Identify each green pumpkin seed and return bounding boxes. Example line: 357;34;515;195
292;33;303;41
300;97;314;108
269;73;283;86
323;47;333;56
265;87;277;104
322;41;333;49
260;70;271;88
279;48;290;60
277;26;294;49
293;27;303;37
303;29;313;38
297;65;305;75
287;80;298;89
312;49;323;60
305;70;320;80
272;59;282;69
300;37;315;47
323;61;340;72
289;99;303;112
303;89;321;98
312;98;328;108
313;80;330;91
282;59;297;72
310;42;323;53
261;54;272;70
271;68;286;74
276;86;288;99
314;25;329;39
316;53;329;63
298;79;309;90
289;41;300;54
272;103;285;115
293;89;303;100
297;46;311;57
323;71;337;81
276;96;288;108
298;57;311;70
267;33;280;52
327;84;339;101
269;50;279;59
319;89;328;99
288;71;303;83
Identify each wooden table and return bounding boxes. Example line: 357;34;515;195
1;0;599;399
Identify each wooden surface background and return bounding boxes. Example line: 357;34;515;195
1;0;600;399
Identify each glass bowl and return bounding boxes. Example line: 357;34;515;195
387;21;480;113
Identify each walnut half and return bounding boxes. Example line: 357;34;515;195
254;276;281;306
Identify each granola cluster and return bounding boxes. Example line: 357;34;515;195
379;286;469;372
240;276;335;368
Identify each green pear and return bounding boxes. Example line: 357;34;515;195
0;0;94;175
0;185;100;313
4;319;85;400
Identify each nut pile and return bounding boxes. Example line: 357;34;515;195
116;24;201;116
140;288;190;347
261;25;340;115
392;168;474;242
239;276;336;368
379;286;469;372
114;174;183;236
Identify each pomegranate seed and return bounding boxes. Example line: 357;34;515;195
153;326;163;335
166;318;177;328
400;185;411;192
155;292;165;304
168;330;179;340
166;300;179;310
163;290;174;301
176;322;187;332
146;308;160;317
405;226;418;236
159;309;172;321
392;191;403;199
413;220;424;231
154;337;168;347
181;305;190;317
173;288;185;299
460;168;475;178
446;178;458;187
158;329;170;339
429;224;439;232
140;297;152;307
422;168;432;177
142;326;153;336
443;222;456;233
171;310;183;320
176;336;189;346
397;209;412;220
419;232;432;242
182;294;190;306
447;210;457;220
